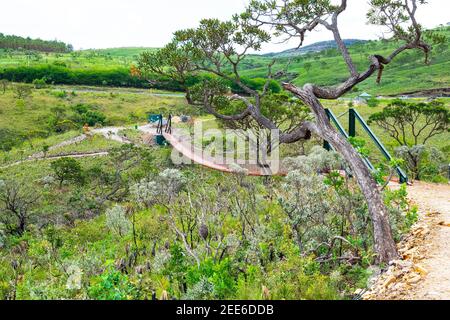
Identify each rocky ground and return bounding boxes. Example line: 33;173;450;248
363;182;450;300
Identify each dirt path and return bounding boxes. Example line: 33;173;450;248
1;125;158;170
364;181;450;300
1;152;109;169
406;182;450;300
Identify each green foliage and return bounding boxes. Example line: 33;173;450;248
368;100;450;147
229;77;281;94
383;184;419;238
88;269;136;300
71;104;107;126
348;137;371;158
0;129;22;152
50;157;84;187
105;205;131;237
367;97;379;108
186;259;237;299
264;256;340;300
0;65;150;89
395;145;447;181
32;77;48;89
0;33;72;53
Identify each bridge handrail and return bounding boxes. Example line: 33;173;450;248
325;109;375;172
349;109;408;183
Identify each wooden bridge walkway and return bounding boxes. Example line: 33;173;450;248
162;129;285;177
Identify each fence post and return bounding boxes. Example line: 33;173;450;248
157;115;163;135
349;109;356;137
324;109;332;151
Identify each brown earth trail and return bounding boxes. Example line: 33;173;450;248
365;182;450;300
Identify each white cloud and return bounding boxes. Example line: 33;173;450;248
0;0;448;53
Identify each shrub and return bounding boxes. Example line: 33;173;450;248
395;145;446;181
0;128;22;152
50;157;84;188
105;205;131;237
13;84;32;99
367;97;379;108
88;269;136;300
71;104;107;126
186;258;236;299
32;77;48;89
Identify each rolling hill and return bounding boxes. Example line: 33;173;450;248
0;26;448;96
263;39;367;58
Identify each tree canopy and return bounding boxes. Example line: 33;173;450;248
369;100;450;146
0;33;73;53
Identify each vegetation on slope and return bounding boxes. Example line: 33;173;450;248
1;27;448;95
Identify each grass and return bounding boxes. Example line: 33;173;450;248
0;83;448;170
1;27;448;96
0;85;189;133
45;134;122;157
324;98;450;162
0;85;191;166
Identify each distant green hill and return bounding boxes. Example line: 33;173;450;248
0;27;448;96
263;39;367;58
240;26;450;96
81;47;156;58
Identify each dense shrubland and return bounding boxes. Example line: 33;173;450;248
0;143;417;300
0;64;281;94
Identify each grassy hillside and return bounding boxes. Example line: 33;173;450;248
0;27;448;95
240;26;450;96
263;39;367;58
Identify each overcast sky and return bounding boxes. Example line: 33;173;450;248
1;0;449;53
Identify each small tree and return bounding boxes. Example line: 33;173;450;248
0;79;9;94
368;100;449;146
51;157;84;188
105;205;131;237
14;84;33;99
369;100;449;181
0;180;40;235
137;41;198;104
304;62;313;73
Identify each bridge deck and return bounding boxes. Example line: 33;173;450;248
162;130;285;177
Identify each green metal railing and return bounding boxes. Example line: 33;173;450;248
324;108;408;183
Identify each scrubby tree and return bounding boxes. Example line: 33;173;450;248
137;42;197;104
200;91;312;155
13;84;32;99
0;179;40;235
369;100;449;146
0;79;9;94
369;100;449;180
51;157;84;188
105;205;131;237
151;0;438;263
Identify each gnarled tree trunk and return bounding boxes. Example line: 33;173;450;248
289;85;399;263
